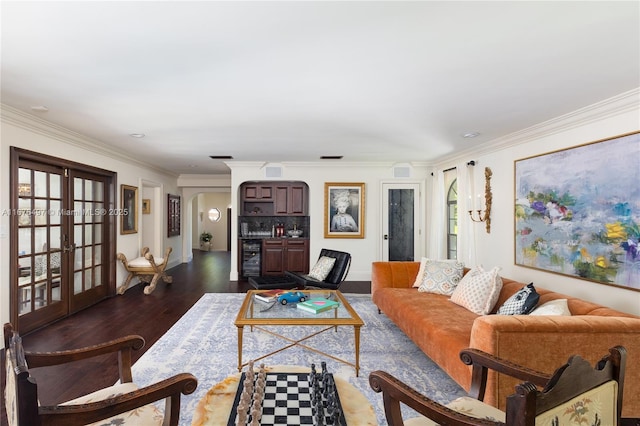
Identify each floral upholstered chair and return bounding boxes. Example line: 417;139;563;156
4;323;197;426
370;346;626;426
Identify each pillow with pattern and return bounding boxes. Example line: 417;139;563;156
450;266;503;315
529;299;572;316
308;256;336;281
496;283;539;315
418;259;465;295
412;257;428;288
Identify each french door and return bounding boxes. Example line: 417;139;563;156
381;183;422;261
11;148;116;333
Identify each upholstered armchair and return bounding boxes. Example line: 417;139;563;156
4;323;197;426
370;346;626;426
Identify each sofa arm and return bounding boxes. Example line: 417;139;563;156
469;314;640;417
371;262;420;299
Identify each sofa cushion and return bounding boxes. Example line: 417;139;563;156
450;266;502;315
496;283;539;315
417;259;465;295
529;298;571;316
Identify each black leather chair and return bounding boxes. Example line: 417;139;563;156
285;248;351;290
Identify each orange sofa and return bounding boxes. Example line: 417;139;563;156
371;261;640;418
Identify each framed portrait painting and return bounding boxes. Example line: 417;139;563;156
514;131;640;291
167;194;181;237
120;184;138;234
324;182;365;238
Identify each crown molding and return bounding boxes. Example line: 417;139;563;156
1;104;178;178
435;88;640;168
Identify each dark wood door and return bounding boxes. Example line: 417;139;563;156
11;148;116;334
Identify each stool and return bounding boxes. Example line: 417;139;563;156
248;275;299;290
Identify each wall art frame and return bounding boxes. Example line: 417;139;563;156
324;182;365;239
514;131;640;291
142;198;151;214
167;194;181;237
120;184;138;235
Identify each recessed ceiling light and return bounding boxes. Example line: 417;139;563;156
129;133;145;138
461;132;480;138
209;155;234;159
320;156;343;160
30;105;49;112
188;164;198;168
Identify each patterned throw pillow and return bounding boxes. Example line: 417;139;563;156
412;257;428;287
450;266;503;315
308;256;336;281
418;259;465;295
496;283;539;315
529;299;572;316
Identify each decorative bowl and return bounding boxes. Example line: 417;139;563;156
287;229;303;238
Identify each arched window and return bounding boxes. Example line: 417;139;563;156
447;179;458;259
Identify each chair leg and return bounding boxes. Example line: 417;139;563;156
117;272;135;295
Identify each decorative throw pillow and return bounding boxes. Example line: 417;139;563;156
308;256;336;281
529;299;572;316
412;257;428;287
496;283;539;315
418;259;465;295
450;266;503;315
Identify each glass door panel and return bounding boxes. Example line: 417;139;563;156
12;151;115;334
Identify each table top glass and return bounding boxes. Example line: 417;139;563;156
235;290;364;327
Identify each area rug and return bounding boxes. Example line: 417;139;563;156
131;293;467;425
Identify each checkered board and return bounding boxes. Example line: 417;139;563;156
227;372;347;426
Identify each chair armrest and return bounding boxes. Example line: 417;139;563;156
24;335;145;383
38;372;197;426
460;348;551;401
369;370;501;426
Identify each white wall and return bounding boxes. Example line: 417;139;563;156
0;106;182;325
227;163;432;281
198;192;231;251
435;89;640;315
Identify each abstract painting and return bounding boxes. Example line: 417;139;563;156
515;132;640;291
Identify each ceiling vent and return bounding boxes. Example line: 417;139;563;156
393;165;412;178
265;165;283;178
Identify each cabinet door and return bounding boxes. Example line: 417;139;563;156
244;185;273;200
274;185;289;215
288;185;306;215
262;239;284;275
285;240;309;273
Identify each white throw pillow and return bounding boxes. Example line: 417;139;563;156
529;299;572;316
308;256;336;281
417;259;465;295
412;257;428;288
450;266;503;315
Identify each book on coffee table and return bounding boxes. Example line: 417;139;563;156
254;289;285;303
297;297;340;314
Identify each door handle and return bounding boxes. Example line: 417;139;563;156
383;234;388;240
63;244;76;253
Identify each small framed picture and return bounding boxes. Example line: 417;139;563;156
167;194;181;237
142;198;151;214
120;184;138;234
324;182;365;238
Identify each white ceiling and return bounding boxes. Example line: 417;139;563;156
2;1;639;175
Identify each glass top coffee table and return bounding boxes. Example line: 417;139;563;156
234;290;364;376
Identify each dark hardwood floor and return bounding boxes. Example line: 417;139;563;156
3;250;370;424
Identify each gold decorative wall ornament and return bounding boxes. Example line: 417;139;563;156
468;167;492;233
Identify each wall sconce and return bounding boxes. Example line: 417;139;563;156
468;167;492;233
